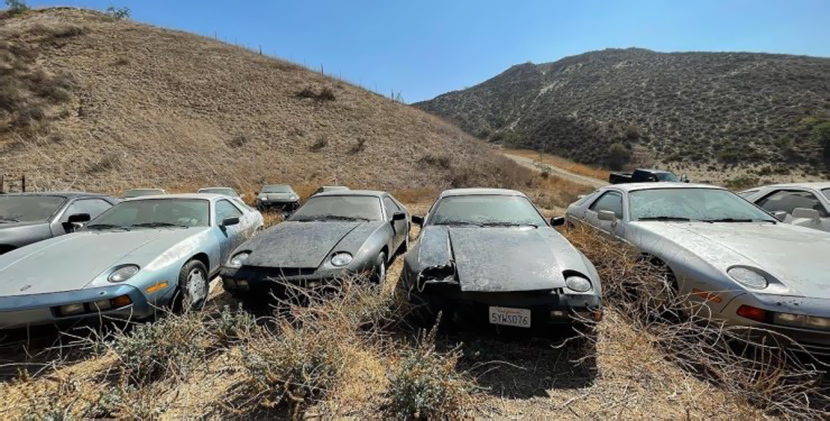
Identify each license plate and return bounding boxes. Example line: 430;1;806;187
489;306;531;328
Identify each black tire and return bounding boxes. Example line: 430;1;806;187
174;260;209;312
400;226;410;253
371;252;387;284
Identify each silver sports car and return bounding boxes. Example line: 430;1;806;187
0;194;261;329
566;183;830;354
739;182;830;233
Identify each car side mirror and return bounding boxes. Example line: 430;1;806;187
597;210;617;222
792;208;820;222
680;173;689;183
550;216;565;227
221;217;240;227
772;211;788;222
411;215;424;226
67;213;91;224
392;212;406;221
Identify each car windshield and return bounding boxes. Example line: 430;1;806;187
200;188;236;196
823;189;830;200
85;199;210;230
262;185;293;193
629;188;777;222
125;189;164;198
654;172;679;182
289;196;382;221
0;196;66;223
429;195;546;227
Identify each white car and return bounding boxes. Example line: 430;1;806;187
740;182;830;233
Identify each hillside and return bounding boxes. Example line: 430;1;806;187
415;48;830;181
0;8;518;194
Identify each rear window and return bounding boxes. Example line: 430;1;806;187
0;196;66;223
263;185;293;193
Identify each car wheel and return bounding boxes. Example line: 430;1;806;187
175;260;209;312
371;252;387;284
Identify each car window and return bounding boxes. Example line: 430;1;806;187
822;189;830;201
590;192;623;219
428;195;546;227
216;199;243;222
289;196;383;221
737;189;759;198
86;199;210;229
573;190;599;206
62;199;113;222
654;172;679;182
0;196;66;223
756;190;827;217
382;197;401;219
629;188;777;222
262;185;293;193
232;197;255;212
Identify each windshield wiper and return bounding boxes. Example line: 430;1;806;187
433;221;483;227
481;222;538;228
294;215;368;222
131;222;187;229
704;218;772;223
637;216;693;222
0;218;19;223
86;224;130;231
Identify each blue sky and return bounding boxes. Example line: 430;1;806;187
25;0;830;103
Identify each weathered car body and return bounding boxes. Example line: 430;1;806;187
0;194;259;329
400;189;602;333
566;183;830;354
740;182;830;233
312;185;350;196
124;188;167;198
255;184;300;211
0;192;118;255
197;187;240;198
222;190;410;296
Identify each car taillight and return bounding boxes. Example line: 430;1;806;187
736;305;767;322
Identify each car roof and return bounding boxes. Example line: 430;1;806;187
439;188;527;198
319;186;349;189
126;188;165;191
312;189;386;198
606;182;724;193
0;191;110;199
122;193;222;201
198;187;234;191
636;169;673;174
758;182;830;190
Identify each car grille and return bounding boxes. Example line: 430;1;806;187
243;266;316;279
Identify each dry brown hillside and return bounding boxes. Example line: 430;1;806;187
0;8;521;194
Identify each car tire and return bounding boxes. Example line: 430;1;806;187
400;227;410;253
371;252;387;284
174;259;209;313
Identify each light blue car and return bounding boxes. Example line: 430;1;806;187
0;194;261;329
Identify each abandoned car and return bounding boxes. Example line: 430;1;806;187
255;184;300;211
222;190;410;296
400;188;602;333
0;194;259;329
0;192;118;255
197;187;241;197
739;182;830;233
566;183;830;354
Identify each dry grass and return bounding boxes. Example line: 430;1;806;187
503;147;610;181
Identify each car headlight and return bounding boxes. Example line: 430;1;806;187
331;252;353;267
108;265;140;283
565;275;592;293
229;252;250;268
774;312;830;330
727;267;769;290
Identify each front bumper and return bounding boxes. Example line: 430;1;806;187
221;265;359;296
414;285;602;332
255;200;299;210
0;284;155;330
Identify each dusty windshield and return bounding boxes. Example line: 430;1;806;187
429;195;546;227
823;189;830;200
262;185;293;193
125;189;164;198
630;188;776;222
290;196;382;221
86;199;210;230
654;172;679;182
0;196;66;223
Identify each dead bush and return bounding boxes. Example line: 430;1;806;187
385;326;476;419
296;85;336;102
350;138;367;154
227;134;249;148
309;136;328;151
419;152;452;169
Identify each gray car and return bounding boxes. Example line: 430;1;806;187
222;190;410;296
124;188;167;198
0;192;118;255
739;182;830;233
400;188;602;333
255;184;300;211
312;185;350;196
0;194;260;329
198;187;240;198
566;183;830;354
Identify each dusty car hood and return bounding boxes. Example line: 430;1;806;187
419;226;574;292
0;228;205;296
634;222;830;298
242;221;375;268
261;193;296;202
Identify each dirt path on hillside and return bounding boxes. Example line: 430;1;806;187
501;152;607;188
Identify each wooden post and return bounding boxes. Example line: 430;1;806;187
0;175;4;194
21;174;26;192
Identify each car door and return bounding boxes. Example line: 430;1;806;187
51;198;114;235
214;199;246;263
382;196;406;249
754;189;830;232
584;191;625;237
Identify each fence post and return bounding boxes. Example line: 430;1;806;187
0;175;4;194
21;174;26;192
